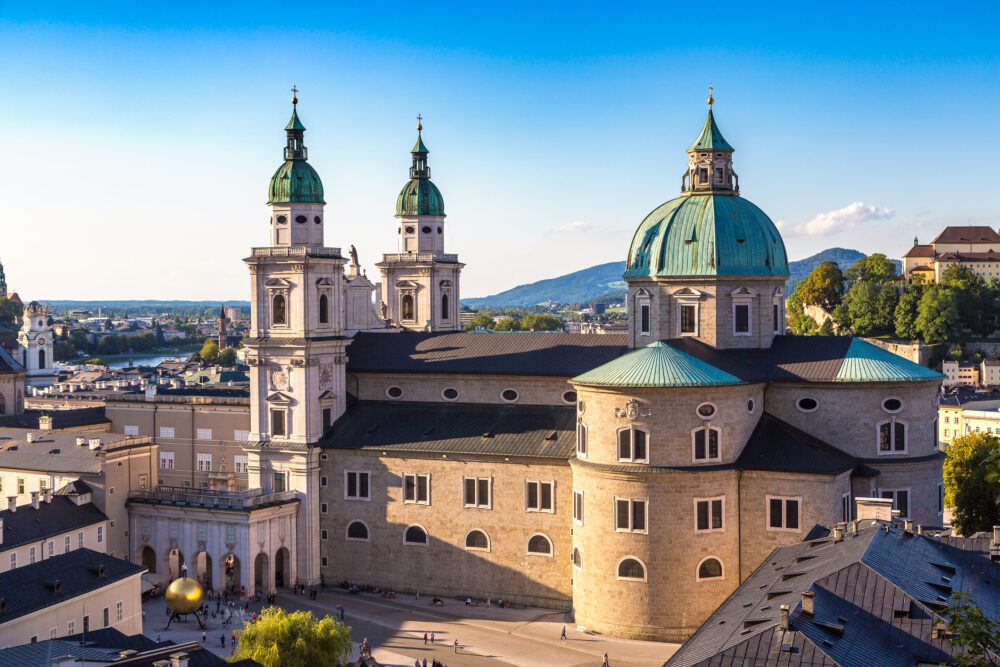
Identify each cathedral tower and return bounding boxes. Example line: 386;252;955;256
18;301;55;387
377;117;464;331
243;91;349;587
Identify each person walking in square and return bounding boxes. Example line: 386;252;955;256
602;652;610;666
423;632;428;645
560;625;567;640
454;638;459;653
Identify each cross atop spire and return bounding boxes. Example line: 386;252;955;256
708;83;714;108
291;85;299;107
417;113;423;132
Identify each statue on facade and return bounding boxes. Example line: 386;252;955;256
349;244;359;267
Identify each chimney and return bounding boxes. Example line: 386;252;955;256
88;438;101;450
849;520;859;537
993;526;1000;546
30;491;39;510
7;497;15;513
832;525;844;542
38;415;52;431
917;524;924;536
903;519;914;535
855;497;894;522
76;436;86;446
801;591;815;616
145;384;157;401
43;579;62;594
779;604;790;631
169;652;189;667
25;433;34;443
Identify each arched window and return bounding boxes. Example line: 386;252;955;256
526;534;552;556
617;427;648;463
401;294;415;321
346;521;369;542
877;419;907;454
441;294;449;320
465;529;489;551
38;349;46;369
692;426;721;462
272;294;287;326
697;557;723;581
403;525;427;545
572;547;582;569
319;293;329;324
0;394;6;416
616;557;646;581
576;423;588;457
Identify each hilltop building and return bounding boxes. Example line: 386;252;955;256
102;92;949;643
903;226;1000;283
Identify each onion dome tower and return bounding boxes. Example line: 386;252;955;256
377;116;463;331
623;88;789;350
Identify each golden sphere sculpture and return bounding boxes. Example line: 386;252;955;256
165;577;204;615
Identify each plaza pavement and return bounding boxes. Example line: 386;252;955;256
141;590;679;667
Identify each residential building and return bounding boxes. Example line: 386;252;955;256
902;226;1000;283
941;359;979;387
981;357;1000;386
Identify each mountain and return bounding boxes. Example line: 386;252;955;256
462;248;902;309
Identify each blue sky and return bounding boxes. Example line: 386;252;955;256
1;1;998;300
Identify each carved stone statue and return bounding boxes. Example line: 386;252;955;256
349;244;359;267
379;300;388;320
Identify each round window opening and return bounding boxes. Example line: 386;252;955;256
501;389;519;403
796;397;819;413
563;391;577;404
422;226;432;234
276;215;287;224
882;398;902;413
295;215;307;224
747;399;756;414
405;226;415;234
437;227;442;234
697;403;716;418
386;386;403;399
314;216;321;224
442;387;459;401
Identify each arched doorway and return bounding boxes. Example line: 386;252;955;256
222;553;241;594
195;551;213;590
274;547;290;588
254;552;270;593
167;548;185;580
140;546;156;574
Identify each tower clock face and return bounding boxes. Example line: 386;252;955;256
37;337;45;345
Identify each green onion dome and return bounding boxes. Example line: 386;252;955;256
267;107;325;205
395;124;445;217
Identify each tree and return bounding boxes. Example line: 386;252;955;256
785;292;819;335
818;318;835;336
844;253;896;284
231;607;352;667
916;285;960;344
874;285;899;335
463;314;494;331
893;287;921;340
492;317;521;331
844;281;880;335
946;592;1000;666
519;313;564;331
217;347;237;366
0;297;23;329
199;339;220;364
795;261;844;309
831;304;851;334
943;432;1000;536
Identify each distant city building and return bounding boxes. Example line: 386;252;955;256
223;305;243;322
938;395;1000;447
941;359;980;387
903;226;1000;283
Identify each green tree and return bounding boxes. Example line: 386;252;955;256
943;432;1000;536
818;318;835;336
785;292;819;335
831;304;851;334
795;261;844;308
463;314;494;331
916;285;960;344
70;330;91;354
844;281;880;335
844;253;896;284
54;341;76;361
154;321;166;345
230;607;352;667
217;347;237;366
199;339;220;364
519;313;564;331
874;285;899;335
893;287;921;340
946;592;1000;667
492;317;521;331
0;297;23;329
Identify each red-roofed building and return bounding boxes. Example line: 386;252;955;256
902;226;1000;283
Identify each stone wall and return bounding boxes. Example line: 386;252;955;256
351;372;575;407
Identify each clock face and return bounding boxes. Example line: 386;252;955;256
37;337;45;345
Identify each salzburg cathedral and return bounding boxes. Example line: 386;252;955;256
114;90;945;643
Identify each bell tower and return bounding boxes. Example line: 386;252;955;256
243;90;349;588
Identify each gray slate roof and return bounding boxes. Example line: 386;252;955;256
0;407;109;430
738;414;858;475
0;548;144;626
0;428;144;474
321;400;576;459
0;494;107;550
668;522;1000;667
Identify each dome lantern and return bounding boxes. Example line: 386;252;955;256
396;115;445;217
683;85;738;195
267;89;325;205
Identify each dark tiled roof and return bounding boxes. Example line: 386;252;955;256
0;407;109;429
738;413;858;475
0;495;107;550
669;523;1000;667
932;225;1000;245
768;335;855;382
902;243;935;258
0;345;23;374
54;479;93;495
0;548;144;625
321;400;576;459
937;250;1000;262
346;331;629;377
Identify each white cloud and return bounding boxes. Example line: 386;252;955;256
791;202;895;237
556;221;593;233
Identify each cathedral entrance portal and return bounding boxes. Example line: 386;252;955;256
275;547;290;588
195;551;213;590
140;546;156;574
254;552;270;593
168;548;185;579
223;553;241;594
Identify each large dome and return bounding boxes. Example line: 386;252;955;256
396;178;445;217
625;193;788;278
268;160;325;205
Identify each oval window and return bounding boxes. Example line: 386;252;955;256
276;215;287;224
422;226;432;234
563;391;577;404
442;388;459;401
405;226;415;234
437;227;442;234
578;400;586;414
796;397;819;413
295;215;307;224
882;398;902;413
697;403;716;418
386;386;403;399
314;216;321;224
501;389;519;403
747;398;755;414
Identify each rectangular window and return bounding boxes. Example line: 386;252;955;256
403;473;431;504
714;167;724;183
124;424;139;436
773;303;780;333
576;424;588;457
64;536;71;553
138;474;148;489
196;453;212;472
695;497;724;532
49;627;57;639
733;303;751;335
525;480;554;512
78;531;84;549
17;477;25;495
693;427;720;462
83;616;89;633
639;304;650;335
938;483;944;515
321;502;328;514
234;455;248;474
234;430;250;442
345;471;370;500
48;541;53;557
323;407;333;430
880;488;910;518
116;601;123;623
680;304;697;335
573;489;584;524
617;429;648;463
159;451;175;469
767;496;801;532
9;552;15;569
29;546;36;564
102;607;109;628
271;409;286;437
273;471;287;493
67;620;75;635
841;492;852;522
614;498;648;533
463;477;492;508
196;428;213;440
159;426;175;439
321;529;328;540
97;525;104;544
878;421;907;454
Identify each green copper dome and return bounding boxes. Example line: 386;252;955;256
267;105;325;205
625;194;788;278
573;341;744;388
395;125;445;217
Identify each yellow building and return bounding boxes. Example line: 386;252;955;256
903;226;1000;283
